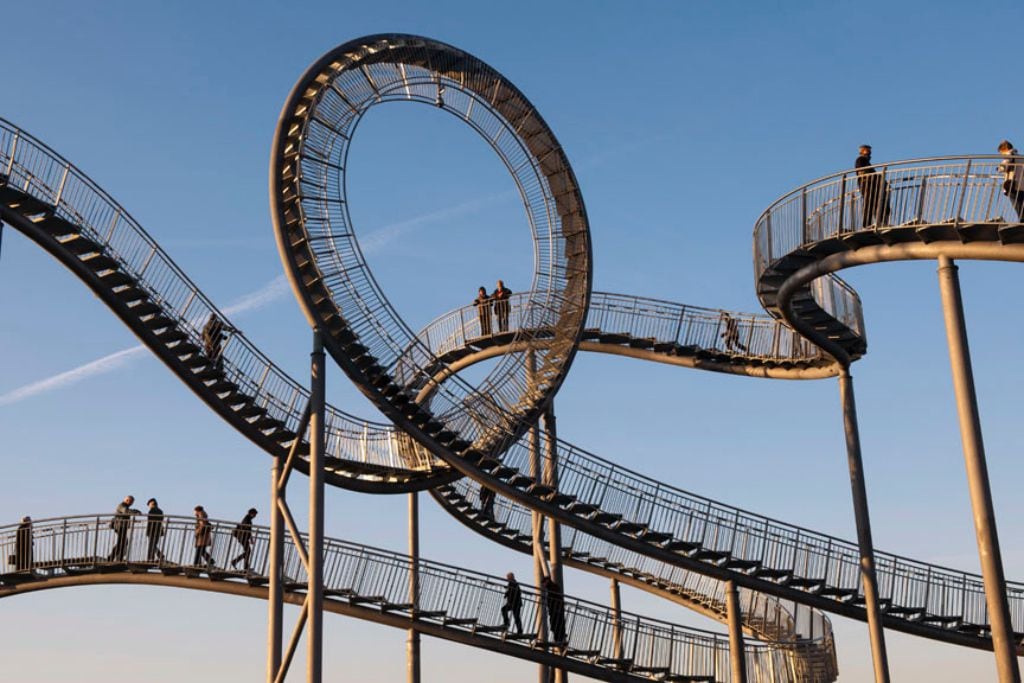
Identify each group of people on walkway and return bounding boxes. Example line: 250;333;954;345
853;141;1024;229
474;280;512;337
500;571;567;644
8;497;259;574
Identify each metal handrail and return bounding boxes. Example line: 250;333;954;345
401;291;826;371
437;481;838;679
0;119;443;478
753;156;1022;345
0;514;800;682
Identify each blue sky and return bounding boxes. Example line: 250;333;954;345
2;0;1023;680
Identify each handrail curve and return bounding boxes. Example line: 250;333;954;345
0;514;803;683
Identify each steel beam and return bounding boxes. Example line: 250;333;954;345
725;581;747;683
267;454;284;683
308;329;326;682
528;350;550;683
610;578;623;661
838;367;890;683
408;492;421;683
937;256;1020;683
544;404;567;683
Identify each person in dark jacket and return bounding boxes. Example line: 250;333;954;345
145;498;165;562
542;575;567;644
492;280;512;333
193;505;214;568
14;516;33;571
474;286;493;337
855;145;890;228
202;313;231;372
998;140;1024;220
230;507;258;571
108;495;140;562
501;572;524;634
479;485;496;522
719;312;747;352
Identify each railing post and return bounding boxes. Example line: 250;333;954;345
837;175;847;235
801;186;808;244
53;163;70;208
953;161;972;230
916;176;928;223
937;255;1020;683
5;131;18;177
838;366;891;683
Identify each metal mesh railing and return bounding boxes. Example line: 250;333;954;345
0;119;444;479
1;515;802;682
754;156;1024;343
401;291;827;371
438;480;838;680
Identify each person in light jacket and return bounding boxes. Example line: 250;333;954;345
193;505;214;568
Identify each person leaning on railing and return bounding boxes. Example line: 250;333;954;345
108;495;141;562
998;140;1024;221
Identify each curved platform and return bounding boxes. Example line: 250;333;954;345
753;156;1024;363
0;515;799;683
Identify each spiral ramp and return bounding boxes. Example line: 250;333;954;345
3;30;1023;682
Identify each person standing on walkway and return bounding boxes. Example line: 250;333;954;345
501;571;524;634
998;140;1024;221
230;507;258;571
492;280;512;333
145;498;165;562
855;144;890;228
542;575;567;644
474;286;493;337
108;495;140;562
14;516;33;571
193;505;214;568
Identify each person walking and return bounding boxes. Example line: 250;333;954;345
719;312;747;353
500;572;524;634
230;507;258;571
202;313;231;372
145;498;165;562
998;140;1024;221
492;280;512;333
474;286;493;337
479;485;496;522
193;505;214;568
855;144;890;228
108;495;140;562
542;575;567;644
14;516;33;572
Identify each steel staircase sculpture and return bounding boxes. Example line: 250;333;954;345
0;117;838;675
3;29;1024;681
0;515;800;683
270;33;1024;657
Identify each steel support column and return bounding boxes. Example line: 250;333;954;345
543;404;567;683
610;578;623;661
527;351;550;683
308;329;326;683
407;492;421;683
937;256;1020;683
837;366;890;683
267;454;284;683
725;580;747;683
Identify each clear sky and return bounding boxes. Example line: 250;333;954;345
2;0;1023;680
